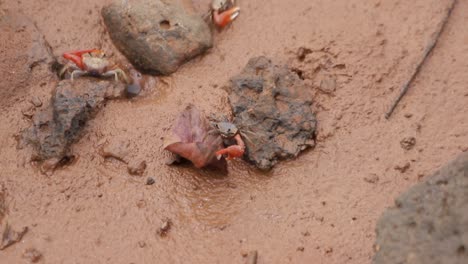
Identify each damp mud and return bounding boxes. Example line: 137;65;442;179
1;0;468;263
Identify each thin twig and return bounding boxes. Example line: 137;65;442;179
385;0;457;119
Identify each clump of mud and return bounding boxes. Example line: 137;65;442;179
227;56;317;170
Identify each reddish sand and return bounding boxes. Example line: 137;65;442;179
1;0;467;263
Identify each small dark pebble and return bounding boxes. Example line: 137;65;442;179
22;248;42;263
400;137;416;150
394;162;411;173
146;177;155;185
364;174;379;184
126;83;141;98
297;246;305;252
157;219;172;237
138;241;146;248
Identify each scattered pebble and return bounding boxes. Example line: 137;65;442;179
319;76;337;94
297;246;305;252
296;47;312;61
157;219;172;237
126;83;141;98
100;140;130;163
127;159;147;176
146;177;155;185
364;174;380;184
21;104;35;118
30;96;42;107
22;248;42;263
39;157;61;175
138;241;146;248
400;137;416;150
245;250;258;264
302;231;311;237
394;162;411;173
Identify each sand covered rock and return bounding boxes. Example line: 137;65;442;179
22;79;125;165
102;0;212;75
227;56;317;170
373;152;468;264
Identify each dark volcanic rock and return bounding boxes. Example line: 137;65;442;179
22;79;125;163
228;57;316;170
373;152;468;264
102;0;212;75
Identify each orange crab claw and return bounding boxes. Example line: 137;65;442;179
213;6;240;28
62;49;100;70
216;145;245;160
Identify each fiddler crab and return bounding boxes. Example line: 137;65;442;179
213;121;246;160
209;0;240;28
59;49;129;83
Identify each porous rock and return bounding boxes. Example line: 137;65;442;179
102;0;212;75
228;57;317;170
373;152;468;264
22;78;125;163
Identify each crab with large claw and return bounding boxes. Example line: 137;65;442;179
210;0;240;28
60;49;128;83
213;121;246;160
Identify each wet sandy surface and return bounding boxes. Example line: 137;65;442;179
1;0;468;263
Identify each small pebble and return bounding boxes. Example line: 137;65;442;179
100;140;130;163
30;96;43;107
364;174;379;184
157;219;172;237
127;160;147;176
22;248;42;263
138;241;146;248
146;177;155;185
394;162;411;173
21;105;35;118
400;137;416;150
319;76;337;94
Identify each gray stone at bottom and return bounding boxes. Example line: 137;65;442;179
373;152;468;264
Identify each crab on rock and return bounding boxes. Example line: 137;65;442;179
60;49;128;83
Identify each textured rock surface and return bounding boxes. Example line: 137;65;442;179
373;152;468;264
228;56;317;170
102;0;212;75
22;79;125;162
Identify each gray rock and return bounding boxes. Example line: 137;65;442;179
373;152;468;264
102;0;213;75
227;57;317;170
22;79;125;163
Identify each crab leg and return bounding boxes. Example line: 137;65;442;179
216;134;245;160
213;6;240;27
70;69;87;81
102;69;129;83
